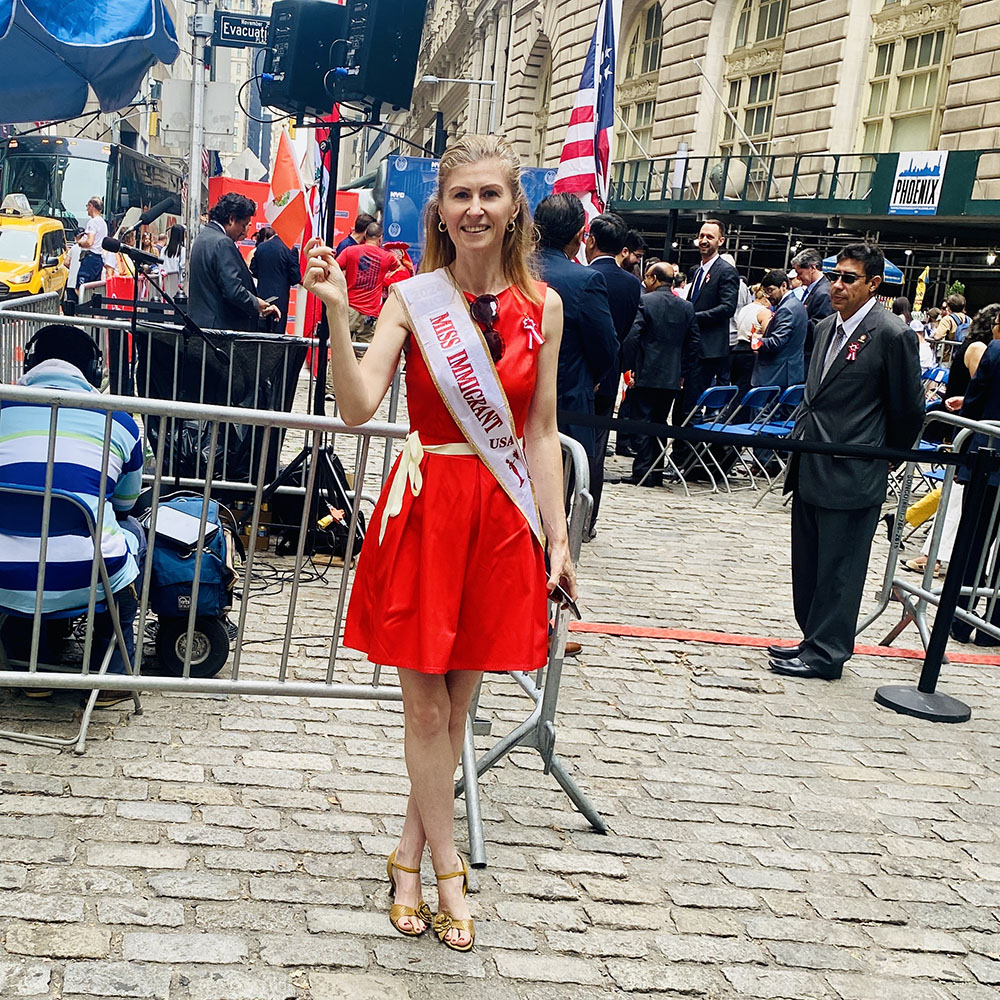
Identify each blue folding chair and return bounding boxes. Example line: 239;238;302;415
0;483;141;753
635;385;739;493
757;384;805;436
673;385;742;493
712;385;782;490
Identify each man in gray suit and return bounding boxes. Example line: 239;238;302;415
752;269;807;389
769;244;923;680
792;247;834;370
187;193;280;332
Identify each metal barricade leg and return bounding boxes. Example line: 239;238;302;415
548;756;608;834
461;713;487;869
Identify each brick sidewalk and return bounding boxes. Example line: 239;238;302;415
1;454;999;999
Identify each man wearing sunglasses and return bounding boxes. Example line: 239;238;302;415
770;243;923;681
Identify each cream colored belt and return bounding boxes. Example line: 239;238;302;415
380;431;475;543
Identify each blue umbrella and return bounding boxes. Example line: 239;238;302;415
0;1;179;123
823;253;904;284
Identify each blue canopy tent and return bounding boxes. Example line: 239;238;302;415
823;253;904;285
0;1;179;123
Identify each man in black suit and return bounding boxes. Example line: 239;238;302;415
187;193;280;332
586;212;642;532
534;194;618;466
686;219;739;409
622;263;700;486
792;247;834;371
771;244;923;680
250;227;302;331
752;269;807;389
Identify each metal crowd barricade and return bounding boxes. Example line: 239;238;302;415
457;433;605;866
0;291;61;384
859;411;1000;653
0;308;404;493
0;384;597;858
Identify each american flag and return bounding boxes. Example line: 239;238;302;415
553;0;621;222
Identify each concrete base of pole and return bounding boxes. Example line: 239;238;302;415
874;684;971;723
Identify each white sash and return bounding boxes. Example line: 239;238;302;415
393;268;544;547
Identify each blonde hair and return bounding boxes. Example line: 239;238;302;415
420;134;542;305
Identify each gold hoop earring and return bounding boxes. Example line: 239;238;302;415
437;220;448;233
506;220;516;233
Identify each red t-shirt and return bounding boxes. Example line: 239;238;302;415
338;243;402;317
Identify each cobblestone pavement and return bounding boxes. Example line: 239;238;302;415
1;431;999;999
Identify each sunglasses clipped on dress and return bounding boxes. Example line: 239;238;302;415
470;294;505;363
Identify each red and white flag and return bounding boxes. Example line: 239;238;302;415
265;129;308;249
553;0;621;225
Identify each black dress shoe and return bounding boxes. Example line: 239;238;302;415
768;657;840;680
767;643;802;659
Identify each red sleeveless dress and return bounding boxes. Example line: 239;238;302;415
343;282;549;674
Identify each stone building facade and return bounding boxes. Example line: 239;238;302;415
376;0;997;194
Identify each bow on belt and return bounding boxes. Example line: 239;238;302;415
380;431;476;543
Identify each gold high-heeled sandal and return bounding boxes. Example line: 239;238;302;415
387;849;433;937
432;853;475;952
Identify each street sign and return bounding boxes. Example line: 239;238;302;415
160;79;237;151
213;12;270;49
228;147;267;182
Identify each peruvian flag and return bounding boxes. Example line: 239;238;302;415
265;128;308;249
553;0;621;224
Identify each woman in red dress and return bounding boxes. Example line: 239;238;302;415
303;135;575;952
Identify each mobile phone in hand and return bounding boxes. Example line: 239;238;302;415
548;583;581;620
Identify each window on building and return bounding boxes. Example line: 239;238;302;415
721;1;787;159
755;0;787;42
733;0;787;50
721;72;776;155
625;3;663;78
619;3;661;164
861;28;949;152
622;99;655;159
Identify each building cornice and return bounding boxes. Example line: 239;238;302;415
725;37;784;80
872;0;962;39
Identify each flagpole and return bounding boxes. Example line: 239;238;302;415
311;120;342;418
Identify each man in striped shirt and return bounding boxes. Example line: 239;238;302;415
0;325;144;706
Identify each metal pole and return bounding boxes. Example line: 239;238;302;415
874;447;996;723
187;0;211;237
487;81;497;135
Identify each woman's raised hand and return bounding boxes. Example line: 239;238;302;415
303;237;348;306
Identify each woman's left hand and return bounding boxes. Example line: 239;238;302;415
547;542;578;601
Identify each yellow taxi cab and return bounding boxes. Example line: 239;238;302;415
0;193;69;300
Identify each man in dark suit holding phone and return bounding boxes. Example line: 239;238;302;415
770;243;923;680
685;219;739;409
188;193;280;332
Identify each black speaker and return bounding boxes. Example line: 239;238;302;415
332;0;429;110
261;0;347;117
